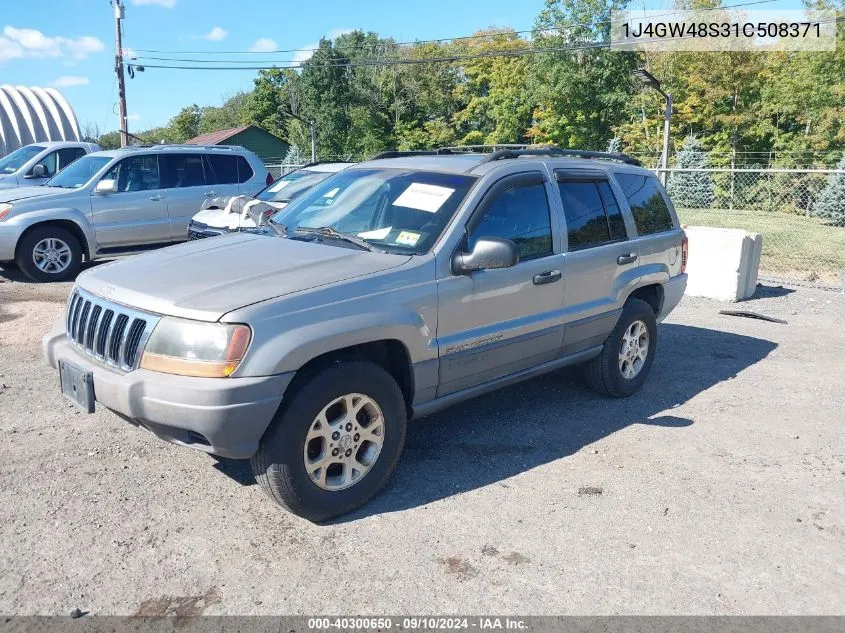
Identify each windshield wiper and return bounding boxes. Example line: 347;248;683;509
294;226;384;253
267;217;289;237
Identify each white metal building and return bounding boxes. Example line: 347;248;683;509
0;85;81;156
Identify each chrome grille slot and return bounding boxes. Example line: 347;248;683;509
65;288;160;371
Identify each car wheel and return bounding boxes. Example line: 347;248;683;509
16;226;82;283
583;297;657;397
250;360;407;522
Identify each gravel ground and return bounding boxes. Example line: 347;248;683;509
0;263;843;616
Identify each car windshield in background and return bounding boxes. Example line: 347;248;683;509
273;168;477;255
257;169;335;203
0;145;44;174
46;155;112;189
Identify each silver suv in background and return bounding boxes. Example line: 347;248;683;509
0;144;269;281
0;141;100;190
44;147;688;521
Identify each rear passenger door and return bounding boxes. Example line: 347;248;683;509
160;153;216;240
554;169;639;356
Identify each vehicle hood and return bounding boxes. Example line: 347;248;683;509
0;186;70;203
0;175;18;189
77;232;412;321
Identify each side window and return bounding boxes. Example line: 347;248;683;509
206;154;238;184
558;181;611;250
469;178;553;261
57;148;86;171
615;173;674;235
160;154;208;189
102;155;161;192
32;151;58;177
598;181;628;241
235;156;254;184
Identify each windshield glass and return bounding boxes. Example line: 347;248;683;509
0;146;44;174
273;168;477;254
46;155;112;189
257;169;337;203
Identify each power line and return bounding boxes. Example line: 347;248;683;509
125;0;782;58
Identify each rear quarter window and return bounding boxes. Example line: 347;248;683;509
614;173;675;235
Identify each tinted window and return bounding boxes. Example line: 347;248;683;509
615;173;674;235
598;181;627;241
207;154;239;184
57;148;86;171
236;156;254;183
470;179;553;260
160;154;208;188
558;181;610;250
102;155;161;192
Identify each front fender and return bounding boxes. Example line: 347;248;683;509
234;308;435;377
9;207;95;257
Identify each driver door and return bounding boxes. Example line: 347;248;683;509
435;172;566;396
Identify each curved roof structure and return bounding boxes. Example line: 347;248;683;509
0;85;81;155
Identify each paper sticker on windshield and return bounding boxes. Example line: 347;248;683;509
267;180;291;193
392;183;454;213
358;226;392;240
395;231;420;246
323;187;340;198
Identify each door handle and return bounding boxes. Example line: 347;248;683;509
204;190;216;197
617;253;638;265
533;270;562;285
148;195;164;201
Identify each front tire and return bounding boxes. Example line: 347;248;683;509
16;226;82;282
584;298;657;397
250;360;407;522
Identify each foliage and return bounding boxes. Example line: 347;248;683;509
667;135;715;208
813;154;845;223
282;144;305;166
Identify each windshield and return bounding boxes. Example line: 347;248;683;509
46;155;112;189
273;168;477;254
0;146;44;174
257;169;337;203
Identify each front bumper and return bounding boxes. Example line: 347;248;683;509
0;223;23;261
43;323;294;459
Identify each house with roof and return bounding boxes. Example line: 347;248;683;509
185;125;289;164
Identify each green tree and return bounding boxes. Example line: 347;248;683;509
667;135;715;208
813;154;845;223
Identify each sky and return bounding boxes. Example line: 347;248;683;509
0;0;547;135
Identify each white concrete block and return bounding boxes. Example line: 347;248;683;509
683;226;763;302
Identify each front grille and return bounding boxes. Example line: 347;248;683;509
188;221;227;240
66;288;160;371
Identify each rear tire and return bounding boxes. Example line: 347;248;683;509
584;298;657;397
250;360;407;522
16;226;82;283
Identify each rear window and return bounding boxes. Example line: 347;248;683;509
614;173;674;235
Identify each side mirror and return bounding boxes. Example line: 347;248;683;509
95;179;117;195
452;236;519;274
29;164;47;178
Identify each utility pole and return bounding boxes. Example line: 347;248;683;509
282;111;317;163
113;0;128;147
633;68;672;185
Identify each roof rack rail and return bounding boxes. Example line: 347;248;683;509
475;148;642;167
444;144;536;152
151;144;239;151
367;149;455;160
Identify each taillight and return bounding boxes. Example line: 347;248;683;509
266;172;275;186
680;235;688;274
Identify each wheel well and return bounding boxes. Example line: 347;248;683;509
295;340;414;413
17;220;90;261
628;284;663;315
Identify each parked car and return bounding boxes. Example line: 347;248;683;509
43;147;688;521
0;141;100;190
0;144;269;282
188;162;355;239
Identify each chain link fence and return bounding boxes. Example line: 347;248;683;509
660;167;845;289
265;163;306;179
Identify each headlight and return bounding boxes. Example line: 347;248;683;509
139;317;251;378
0;204;13;221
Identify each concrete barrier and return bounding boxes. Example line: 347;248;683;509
683;226;763;301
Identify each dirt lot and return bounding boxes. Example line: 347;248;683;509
0;263;843;616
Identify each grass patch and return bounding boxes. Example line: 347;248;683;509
677;207;845;285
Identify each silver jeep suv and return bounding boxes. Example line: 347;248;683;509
0;144;268;282
44;147;688;521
